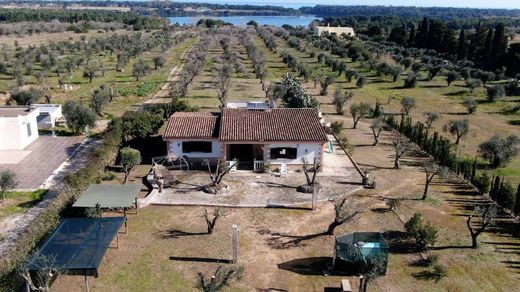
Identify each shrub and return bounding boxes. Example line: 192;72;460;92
405;213;438;250
404;73;418;88
356;75;367;88
473;172;491;194
465;78;482;93
63;101;97;134
486;84;505;102
331;121;344;135
462;97;478;114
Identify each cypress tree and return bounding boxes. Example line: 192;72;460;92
491;176;501;201
457;29;467;60
482;29;494;62
418;17;429;48
490;175;496;197
491;23;508;61
499;182;516;211
441;29;458;55
471;159;477;182
408;25;416;47
514;184;520;216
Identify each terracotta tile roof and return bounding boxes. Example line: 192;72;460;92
163;112;220;139
219;108;328;142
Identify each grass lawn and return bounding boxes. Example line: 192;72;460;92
0;189;48;220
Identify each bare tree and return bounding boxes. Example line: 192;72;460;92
203;208;222;234
333;88;353;115
370;119;385;146
302;157;321;187
206;159;236;187
197;265;243;292
19;254;65;292
214;63;232;109
422;162;449;200
393;135;410;169
324;198;363;235
466;205;497;248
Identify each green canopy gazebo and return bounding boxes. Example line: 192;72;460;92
72;184;142;233
333;232;390;275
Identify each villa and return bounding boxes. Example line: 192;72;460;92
315;24;355;38
163;108;329;171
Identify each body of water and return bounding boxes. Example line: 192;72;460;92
169;15;320;27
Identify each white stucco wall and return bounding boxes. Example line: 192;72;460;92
33;104;62;129
0;109;39;150
167;139;223;159
265;142;324;165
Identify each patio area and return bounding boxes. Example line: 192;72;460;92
0;135;84;190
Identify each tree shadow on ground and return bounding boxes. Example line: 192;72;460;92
444;90;467;96
256;181;297;189
267;232;326;249
156;228;207;239
169;256;232;264
412;270;444;283
277;257;332;276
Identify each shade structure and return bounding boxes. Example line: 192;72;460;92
334;232;390;275
72;184;141;209
28;217;125;276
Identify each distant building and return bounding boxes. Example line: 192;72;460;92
316;24;355;38
0;107;39;150
163;108;328;171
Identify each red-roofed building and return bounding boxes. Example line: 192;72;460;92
163;108;328;170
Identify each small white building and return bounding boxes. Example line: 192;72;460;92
163;108;329;171
316;24;355;38
0;107;39;150
32;104;63;129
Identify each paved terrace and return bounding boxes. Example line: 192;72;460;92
140;136;363;208
0;136;84;190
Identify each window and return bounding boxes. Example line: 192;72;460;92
182;141;212;153
26;123;32;137
270;147;297;160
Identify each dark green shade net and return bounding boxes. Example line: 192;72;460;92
28;217;125;273
335;232;390;275
72;184;141;209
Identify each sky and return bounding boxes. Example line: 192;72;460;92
174;0;520;9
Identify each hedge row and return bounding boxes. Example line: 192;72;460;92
0;119;123;291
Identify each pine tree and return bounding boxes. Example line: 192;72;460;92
457;29;467;60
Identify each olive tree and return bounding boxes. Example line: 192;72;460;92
324;197;363;235
350;102;371;129
478;135;520;167
319;75;335;95
370;118;385;146
132;59;150;81
462;97;478;114
214;63;232;108
423;111;440;128
197;265;243;292
10;88;43;105
62;101;97;134
120;147;142;184
422;162;449;200
0;169;17;202
153;54;166;70
466;205;497;248
333;88;353;115
443;119;469;144
393;135;410;169
445;71;461;86
400;96;416;115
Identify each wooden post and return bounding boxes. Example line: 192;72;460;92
332;244;337;270
123;210;128;234
84;270;89;292
135;198;138;214
231;225;239;264
312;182;320;211
116;232;119;249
